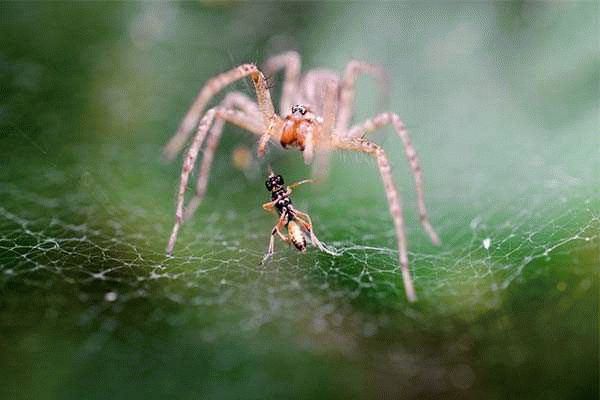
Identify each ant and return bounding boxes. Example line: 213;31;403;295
262;171;338;264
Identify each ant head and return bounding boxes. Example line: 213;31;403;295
265;173;284;191
290;104;308;117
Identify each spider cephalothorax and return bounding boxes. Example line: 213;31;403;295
280;104;320;151
164;51;440;302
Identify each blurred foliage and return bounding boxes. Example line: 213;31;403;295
0;2;597;400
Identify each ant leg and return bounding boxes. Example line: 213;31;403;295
287;180;314;190
262;230;277;264
262;216;288;264
262;200;276;214
293;210;339;256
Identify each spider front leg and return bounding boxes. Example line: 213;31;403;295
164;64;261;160
257;116;285;158
184;93;262;222
167;107;264;255
250;66;285;158
262;51;301;114
335;60;389;135
347;112;440;245
166;109;217;255
333;137;417;302
165;63;279;161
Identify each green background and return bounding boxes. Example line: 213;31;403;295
0;2;597;399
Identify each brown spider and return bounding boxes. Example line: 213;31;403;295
164;51;440;302
262;170;337;264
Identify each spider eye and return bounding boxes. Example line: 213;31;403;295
275;175;284;185
291;105;307;116
265;180;273;191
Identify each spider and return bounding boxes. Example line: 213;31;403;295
164;51;440;302
262;170;337;264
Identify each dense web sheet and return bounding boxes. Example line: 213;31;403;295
1;149;597;330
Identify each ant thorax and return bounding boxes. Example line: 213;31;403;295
279;105;322;151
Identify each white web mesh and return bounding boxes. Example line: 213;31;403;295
1;149;597;329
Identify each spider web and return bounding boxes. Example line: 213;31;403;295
0;2;598;398
1;129;596;335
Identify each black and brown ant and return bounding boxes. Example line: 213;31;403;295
262;171;338;263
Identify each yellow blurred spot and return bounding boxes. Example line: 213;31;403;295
232;145;252;171
556;281;567;292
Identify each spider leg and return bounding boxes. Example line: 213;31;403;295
166;108;217;255
335;60;389;135
300;79;339;167
218;91;260;115
251;66;285;157
346;112;440;246
311;80;338;177
184;93;262;221
299;69;340;111
302;126;315;165
293;210;339;256
166;107;263;255
332;137;416;302
262;51;301;114
321;80;338;140
262;214;288;264
164;63;279;161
